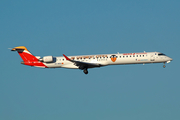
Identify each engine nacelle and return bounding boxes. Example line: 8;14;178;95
40;56;53;63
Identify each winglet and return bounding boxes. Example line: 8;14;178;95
63;54;71;61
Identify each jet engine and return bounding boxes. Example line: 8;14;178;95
39;56;53;63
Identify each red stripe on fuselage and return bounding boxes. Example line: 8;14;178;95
24;61;48;68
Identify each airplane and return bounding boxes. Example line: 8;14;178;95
11;46;173;74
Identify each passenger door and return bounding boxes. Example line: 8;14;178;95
150;54;155;61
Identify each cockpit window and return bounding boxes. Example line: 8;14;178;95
158;53;166;56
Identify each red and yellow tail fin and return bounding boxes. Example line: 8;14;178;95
11;46;38;61
11;46;47;68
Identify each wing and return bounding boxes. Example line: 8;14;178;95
63;54;101;69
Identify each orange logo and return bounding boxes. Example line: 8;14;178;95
110;55;117;62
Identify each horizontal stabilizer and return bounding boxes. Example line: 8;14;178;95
11;46;28;51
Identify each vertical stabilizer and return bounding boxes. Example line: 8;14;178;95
11;46;38;61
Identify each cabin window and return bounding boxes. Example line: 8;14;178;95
119;56;121;58
137;55;138;57
126;56;128;57
143;55;144;57
130;56;131;57
123;56;125;58
140;55;141;57
133;55;135;57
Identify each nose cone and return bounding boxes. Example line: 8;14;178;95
169;57;173;61
167;57;173;63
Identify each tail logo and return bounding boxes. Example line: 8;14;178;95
11;46;47;68
110;55;117;62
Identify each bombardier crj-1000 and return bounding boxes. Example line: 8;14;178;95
11;46;173;74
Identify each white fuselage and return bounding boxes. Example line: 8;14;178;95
11;46;173;74
43;52;172;69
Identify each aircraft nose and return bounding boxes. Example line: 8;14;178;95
169;57;173;61
166;57;173;63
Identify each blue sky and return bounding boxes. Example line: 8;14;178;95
1;0;180;120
